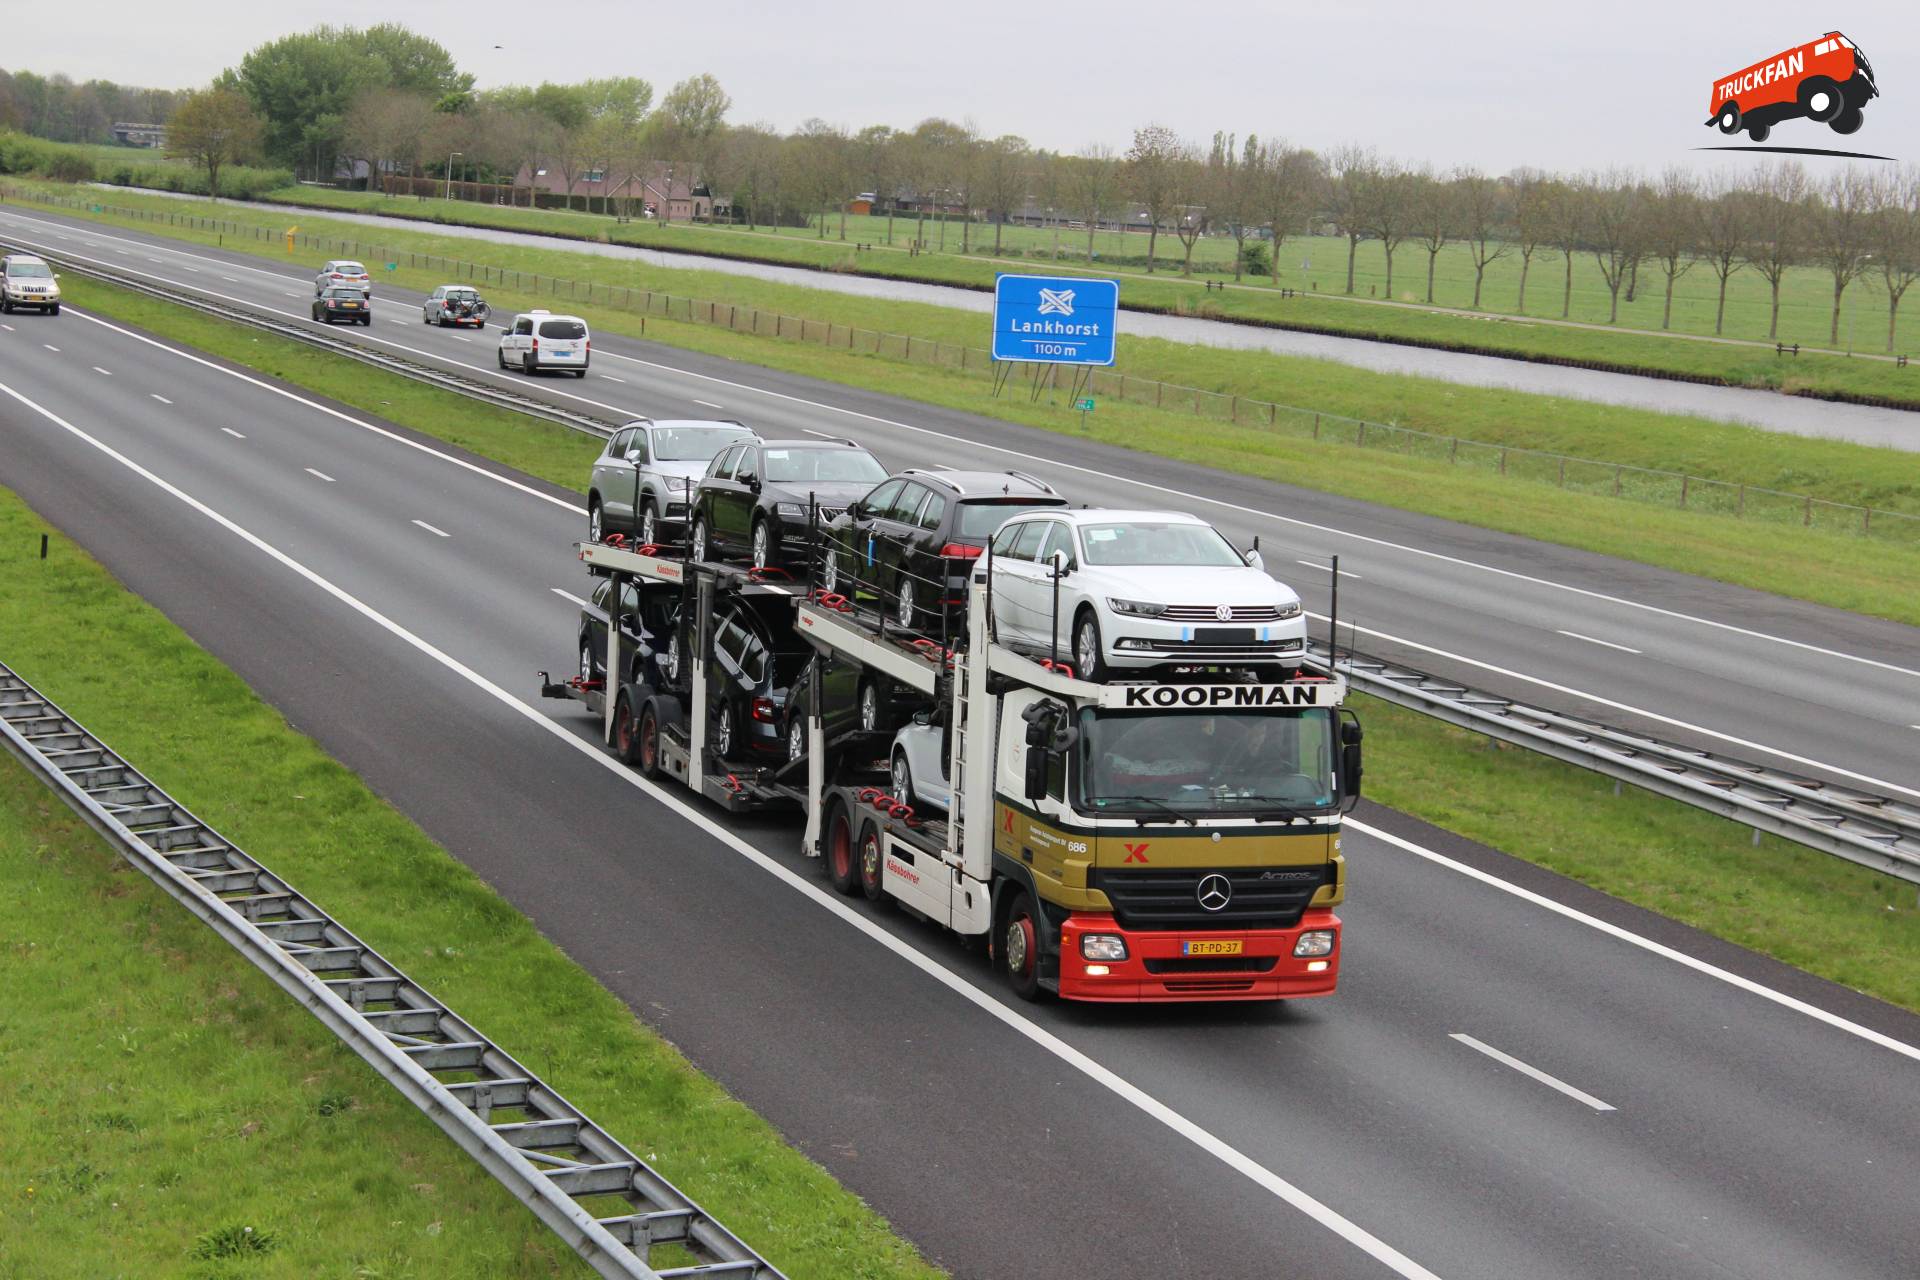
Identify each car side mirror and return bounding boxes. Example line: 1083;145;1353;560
847;500;865;519
748;477;762;494
912;709;932;727
1245;548;1265;572
1049;550;1071;577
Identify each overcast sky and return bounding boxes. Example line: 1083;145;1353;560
19;1;1915;174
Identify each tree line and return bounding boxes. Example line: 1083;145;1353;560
0;69;188;142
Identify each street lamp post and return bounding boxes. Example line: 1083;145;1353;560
446;151;462;201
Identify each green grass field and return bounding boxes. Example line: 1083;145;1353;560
0;490;941;1280
52;255;1920;628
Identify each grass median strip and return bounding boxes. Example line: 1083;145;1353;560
0;493;941;1279
47;269;1920;629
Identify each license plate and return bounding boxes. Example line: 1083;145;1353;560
553;348;574;356
1182;939;1243;956
342;302;360;308
1194;627;1255;644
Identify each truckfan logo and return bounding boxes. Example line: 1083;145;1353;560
1196;874;1233;912
1036;288;1076;317
1703;30;1882;154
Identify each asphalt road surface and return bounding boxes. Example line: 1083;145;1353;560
71;186;1920;449
2;298;1918;1279
1;203;1913;814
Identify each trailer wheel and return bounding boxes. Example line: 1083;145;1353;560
824;802;861;895
1715;102;1741;135
612;692;642;766
637;702;661;778
1746;121;1771;143
1830;106;1864;135
1001;890;1043;1001
857;818;886;901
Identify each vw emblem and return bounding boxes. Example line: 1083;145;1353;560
1215;604;1234;622
1195;874;1232;912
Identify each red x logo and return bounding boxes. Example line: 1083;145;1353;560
1124;841;1151;863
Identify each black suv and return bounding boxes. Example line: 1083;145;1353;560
690;438;889;570
818;469;1068;632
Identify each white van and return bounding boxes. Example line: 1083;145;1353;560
499;310;590;377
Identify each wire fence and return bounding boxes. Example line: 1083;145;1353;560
13;183;1917;548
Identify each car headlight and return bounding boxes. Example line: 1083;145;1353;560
1080;934;1128;961
1276;602;1302;620
1293;930;1336;958
1106;598;1167;618
775;502;806;518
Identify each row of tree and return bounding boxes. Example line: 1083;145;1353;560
0;69;188;143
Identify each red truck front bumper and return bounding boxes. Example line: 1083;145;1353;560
1056;909;1341;1003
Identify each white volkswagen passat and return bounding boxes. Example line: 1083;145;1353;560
987;510;1305;680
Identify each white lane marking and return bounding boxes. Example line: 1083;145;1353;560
1350;819;1920;1065
146;257;162;263
600;374;625;382
304;468;336;483
411;519;450;537
16;206;1914;684
1;323;13;331
694;398;725;410
222;276;238;283
1296;559;1361;579
42;344;59;352
220;428;246;439
450;335;471;343
182;267;198;273
1449;1034;1616;1112
1556;629;1642;655
91;366;113;376
284;292;300;298
551;587;592;608
801;428;837;439
1314;611;1920;802
0;374;1447;1280
64;308;583;516
150;394;172;405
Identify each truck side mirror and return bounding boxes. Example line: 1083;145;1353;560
1339;716;1363;805
1024;746;1049;801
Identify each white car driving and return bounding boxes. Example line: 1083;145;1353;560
499;310;590;376
988;510;1305;680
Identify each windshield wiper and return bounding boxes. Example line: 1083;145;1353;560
1096;795;1197;826
1230;795;1317;825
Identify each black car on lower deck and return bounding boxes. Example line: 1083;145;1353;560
776;654;924;767
312;285;372;325
699;593;814;761
689;438;890;571
817;468;1069;635
576;577;678;691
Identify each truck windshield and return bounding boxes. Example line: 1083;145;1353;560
1075;707;1335;815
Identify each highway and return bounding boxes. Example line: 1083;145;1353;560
0;201;1913;813
3;287;1919;1279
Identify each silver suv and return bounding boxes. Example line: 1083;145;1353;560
1;255;61;314
587;419;758;546
314;260;371;294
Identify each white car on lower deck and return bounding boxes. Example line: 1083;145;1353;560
987;509;1305;680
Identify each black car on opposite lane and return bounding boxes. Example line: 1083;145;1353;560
689;438;889;571
312;285;372;325
818;469;1068;633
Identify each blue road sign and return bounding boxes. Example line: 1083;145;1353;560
991;274;1119;365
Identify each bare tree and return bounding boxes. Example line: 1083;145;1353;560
1408;168;1457;304
1029;149;1066;258
1696;172;1749;335
1455;168;1512;308
1207;132;1261;280
1741;163;1811;340
1252;140;1320;287
1548;179;1586;319
949;121;980;251
1869;166;1920;352
1126;123;1182;272
1585;170;1649;324
1326;144;1376;294
1167;142;1211;275
978;134;1031;254
1812;167;1876;346
721;123;782;229
1645;169;1702;331
1510;170;1553;314
905;118;962;248
341;89;433;193
854;124;900;242
1067;144;1122;262
1362;160;1414;299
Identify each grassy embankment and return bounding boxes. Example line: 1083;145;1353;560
49;241;1920;629
20;281;1916;1016
150;178;1920;402
0;494;939;1278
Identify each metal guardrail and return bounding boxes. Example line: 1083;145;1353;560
0;235;617;441
0;660;784;1280
1312;642;1920;886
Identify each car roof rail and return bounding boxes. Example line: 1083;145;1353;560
1004;469;1056;493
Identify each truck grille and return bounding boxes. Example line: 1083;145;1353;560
1142;956;1279;975
1159;604;1291;622
1090;865;1329;931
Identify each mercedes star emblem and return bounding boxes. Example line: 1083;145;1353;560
1196;874;1232;912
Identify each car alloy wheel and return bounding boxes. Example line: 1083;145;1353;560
752;521;771;570
640;504;657;546
579;639;594;683
692;520;710;562
860;681;879;732
788;717;805;764
588;501;604;543
891;753;912;807
1075;617;1099;674
822;548;839;593
664;633;681;684
895;578;916;629
715;704;734;757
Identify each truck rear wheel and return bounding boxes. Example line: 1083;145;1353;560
612;691;642;766
1001;890;1043;1001
636;702;662;778
824;802;861;895
857;818;885;902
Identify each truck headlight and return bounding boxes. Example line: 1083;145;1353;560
1106;598;1167;618
775;502;806;518
1080;934;1128;961
1293;930;1335;957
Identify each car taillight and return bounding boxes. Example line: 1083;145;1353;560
586;339;592;352
939;543;984;559
530;338;539;350
751;697;777;722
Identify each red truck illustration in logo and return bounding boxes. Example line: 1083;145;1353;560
1707;31;1878;142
